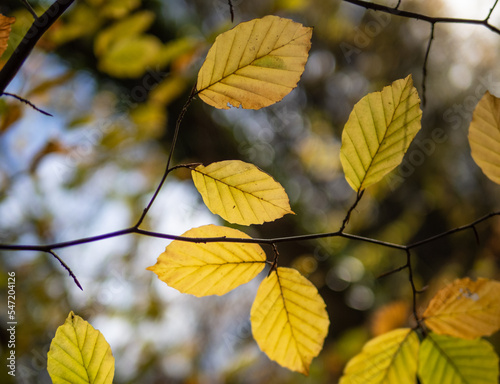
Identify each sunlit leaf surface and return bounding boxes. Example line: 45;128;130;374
196;15;312;109
192;160;294;225
47;312;114;384
250;267;329;375
147;225;266;297
469;91;500;184
423;277;500;339
340;328;419;384
340;75;422;191
418;333;499;384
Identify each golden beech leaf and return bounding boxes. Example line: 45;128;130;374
340;75;422;191
418;333;499;384
196;15;312;109
250;267;329;375
339;328;419;384
191;160;294;225
47;312;114;384
0;14;15;58
423;277;500;339
147;225;266;297
468;91;500;184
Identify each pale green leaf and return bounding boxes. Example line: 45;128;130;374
468;91;500;184
196;15;312;109
147;225;266;297
98;35;162;78
418;333;499;384
192;160;294;225
339;328;419;384
340;75;422;191
94;11;155;57
250;267;329;375
47;312;114;384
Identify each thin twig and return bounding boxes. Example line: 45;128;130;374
134;85;197;228
48;250;83;290
405;249;420;326
228;0;235;23
2;92;53;116
485;0;499;22
339;190;365;232
268;243;279;275
342;0;500;34
2;211;499;252
377;263;407;279
18;0;39;20
421;23;435;107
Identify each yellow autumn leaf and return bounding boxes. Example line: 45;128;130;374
423;277;500;339
468;91;500;184
192;160;294;225
418;333;499;384
340;75;422;191
250;267;329;375
47;312;114;384
147;225;266;297
340;328;419;384
0;14;15;58
196;15;312;109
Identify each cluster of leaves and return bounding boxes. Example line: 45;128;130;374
29;13;499;382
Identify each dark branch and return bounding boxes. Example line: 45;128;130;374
48;250;82;290
18;0;39;20
339;190;365;232
342;0;500;34
421;23;434;107
0;0;76;94
486;0;499;22
134;85;197;228
2;92;53;116
228;0;235;23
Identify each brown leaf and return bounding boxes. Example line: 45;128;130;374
0;14;16;58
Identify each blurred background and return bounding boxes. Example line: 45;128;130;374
1;0;500;382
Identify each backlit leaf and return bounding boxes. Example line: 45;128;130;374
196;15;312;109
94;11;155;56
423;277;500;339
340;328;419;384
0;14;15;58
340;75;422;191
192;160;294;225
250;267;329;375
418;333;499;384
98;35;162;78
147;225;266;297
47;312;114;384
468;91;500;184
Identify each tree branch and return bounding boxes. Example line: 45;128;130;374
0;0;76;94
